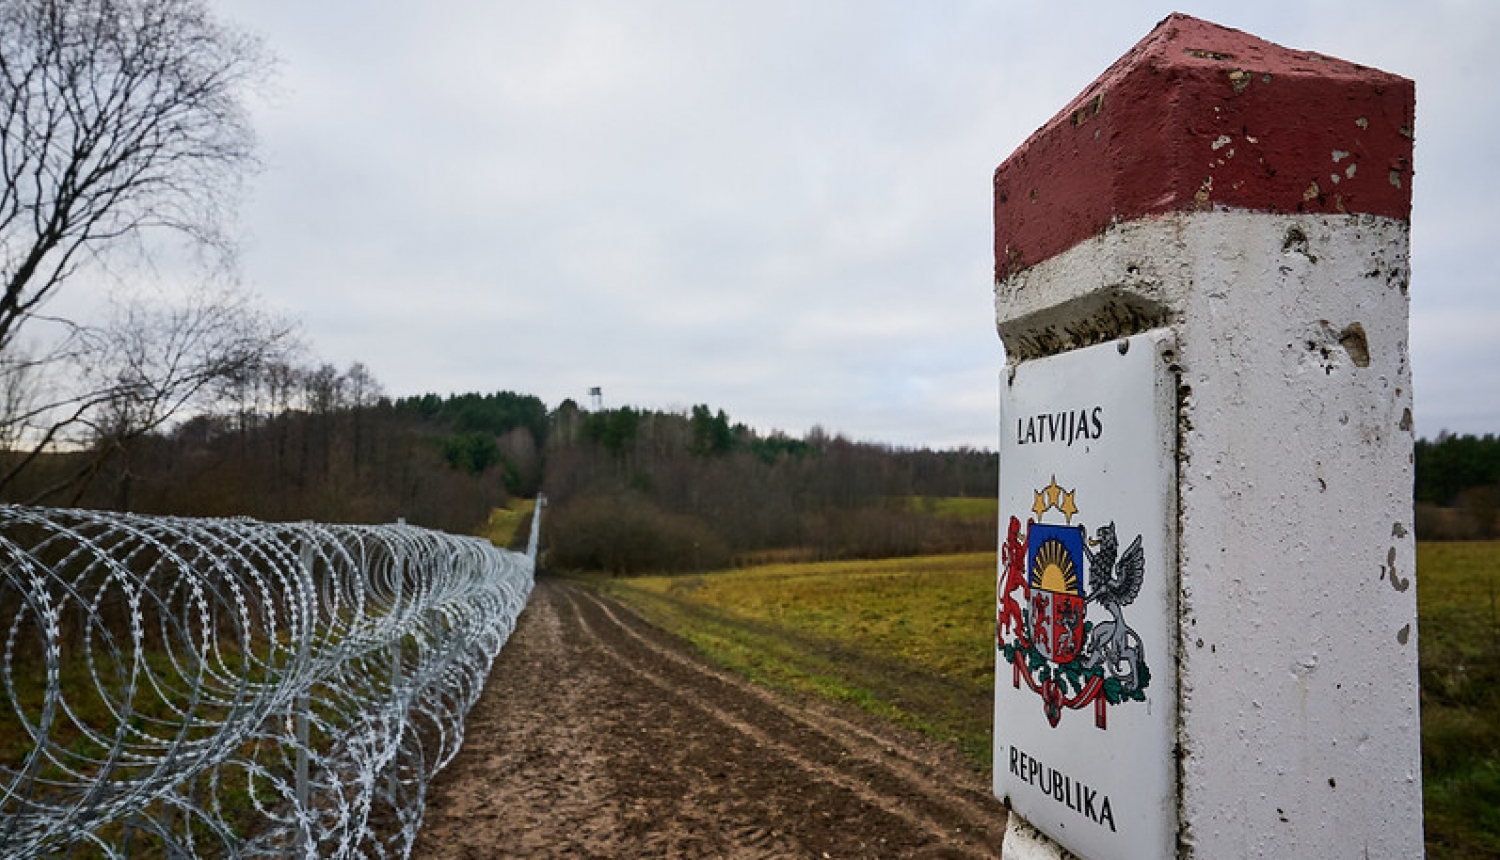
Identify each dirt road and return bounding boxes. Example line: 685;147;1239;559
411;577;1007;859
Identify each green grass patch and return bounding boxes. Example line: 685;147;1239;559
588;552;997;770
589;542;1500;856
893;496;999;519
478;499;536;549
1419;540;1500;859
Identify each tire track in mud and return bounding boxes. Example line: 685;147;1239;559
615;583;993;744
413;578;630;859
562;584;1005;843
555;585;1002;857
413;579;1006;859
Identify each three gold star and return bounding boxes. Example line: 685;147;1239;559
1031;475;1078;524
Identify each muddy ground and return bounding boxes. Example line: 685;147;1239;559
411;577;1008;859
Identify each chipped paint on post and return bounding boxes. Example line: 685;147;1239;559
992;13;1415;287
991;14;1420;860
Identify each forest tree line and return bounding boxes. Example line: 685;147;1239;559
3;372;1495;568
543;401;997;572
0;352;999;571
1415;432;1500;540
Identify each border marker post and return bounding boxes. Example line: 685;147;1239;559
991;14;1420;859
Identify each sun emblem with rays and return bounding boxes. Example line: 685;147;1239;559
1031;538;1079;594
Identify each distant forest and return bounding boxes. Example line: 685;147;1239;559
1;359;1490;572
0;361;997;572
1415;432;1500;540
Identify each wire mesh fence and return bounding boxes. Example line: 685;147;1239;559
0;505;535;858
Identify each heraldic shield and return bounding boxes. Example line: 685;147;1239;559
1026;523;1086;664
999;479;1153;729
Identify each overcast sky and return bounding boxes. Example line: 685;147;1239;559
206;1;1498;449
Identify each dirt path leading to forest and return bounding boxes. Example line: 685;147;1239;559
411;578;1008;859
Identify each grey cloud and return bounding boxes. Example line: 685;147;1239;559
215;0;1499;447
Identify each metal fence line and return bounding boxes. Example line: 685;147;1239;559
0;505;536;858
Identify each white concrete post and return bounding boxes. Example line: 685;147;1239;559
991;14;1420;859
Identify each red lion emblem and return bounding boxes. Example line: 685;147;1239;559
998;516;1031;638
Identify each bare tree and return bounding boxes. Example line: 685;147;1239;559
0;0;266;350
302;363;346;415
0;284;296;503
344;361;382;473
0;345;45;450
345;362;381;412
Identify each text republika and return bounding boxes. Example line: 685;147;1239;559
1007;745;1117;833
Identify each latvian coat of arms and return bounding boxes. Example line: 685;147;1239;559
998;476;1151;729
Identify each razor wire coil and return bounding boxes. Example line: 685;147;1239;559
0;505;535;858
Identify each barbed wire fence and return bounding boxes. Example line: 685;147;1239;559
0;503;538;858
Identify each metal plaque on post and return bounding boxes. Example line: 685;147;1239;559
994;330;1178;860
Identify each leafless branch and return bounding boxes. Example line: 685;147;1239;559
0;0;266;350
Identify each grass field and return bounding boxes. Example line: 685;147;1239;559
1418;540;1500;859
894;496;1000;519
584;540;1500;858
478;499;536;549
590;552;998;766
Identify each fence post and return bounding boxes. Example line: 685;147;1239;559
526;493;546;562
990;14;1420;859
296;527;313;854
389;519;405;802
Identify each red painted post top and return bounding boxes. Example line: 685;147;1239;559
994;13;1415;280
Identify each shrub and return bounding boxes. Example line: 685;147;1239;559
801;504;995;561
546;493;729;574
